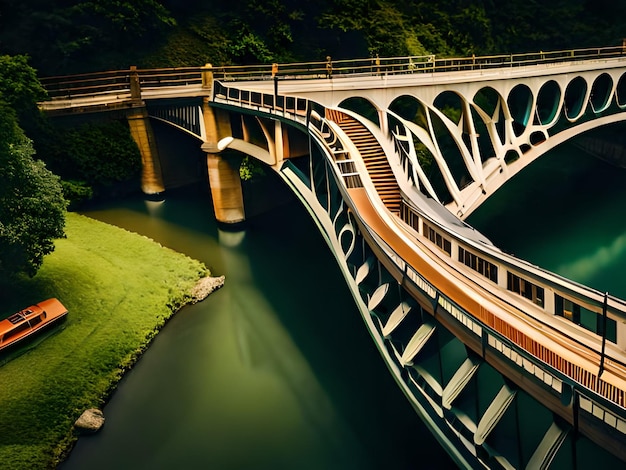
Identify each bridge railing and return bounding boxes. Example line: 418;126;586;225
354;200;626;423
213;80;312;123
40;45;626;100
40;66;205;99
40;69;132;98
209;45;626;80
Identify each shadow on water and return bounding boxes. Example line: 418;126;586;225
60;181;453;469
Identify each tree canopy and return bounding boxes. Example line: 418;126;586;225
1;0;625;75
0;56;66;282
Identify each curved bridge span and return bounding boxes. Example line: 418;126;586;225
40;46;626;468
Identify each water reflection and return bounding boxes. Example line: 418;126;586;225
60;188;451;470
556;232;626;285
143;199;165;217
215;226;368;469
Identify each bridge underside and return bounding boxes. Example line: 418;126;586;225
118;97;313;223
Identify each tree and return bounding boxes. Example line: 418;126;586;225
42;120;142;193
0;55;47;116
0;0;177;74
0;59;66;282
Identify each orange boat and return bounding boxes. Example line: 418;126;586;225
0;298;68;352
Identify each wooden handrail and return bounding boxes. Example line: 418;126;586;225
39;45;626;100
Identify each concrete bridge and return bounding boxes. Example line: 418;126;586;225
40;46;626;468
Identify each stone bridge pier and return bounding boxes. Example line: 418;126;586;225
124;65;246;224
127;106;166;195
202;99;245;224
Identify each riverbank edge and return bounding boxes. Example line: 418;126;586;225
57;274;225;463
0;213;223;469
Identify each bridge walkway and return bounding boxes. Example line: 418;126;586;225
346;180;626;391
322;110;626;403
326;109;402;215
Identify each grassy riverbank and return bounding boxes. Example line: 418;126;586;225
0;212;208;469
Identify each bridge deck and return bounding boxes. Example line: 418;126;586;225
347;187;626;392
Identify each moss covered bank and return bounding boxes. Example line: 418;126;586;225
0;212;217;469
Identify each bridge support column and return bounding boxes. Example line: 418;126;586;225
205;152;245;224
127;107;165;195
202;98;232;153
201;101;244;223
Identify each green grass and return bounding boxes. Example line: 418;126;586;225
0;212;208;469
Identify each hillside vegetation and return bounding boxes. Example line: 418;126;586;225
1;0;624;76
4;1;624;207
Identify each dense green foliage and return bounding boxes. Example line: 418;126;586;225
0;55;46;117
0;0;177;73
40;120;142;198
0;121;66;281
0;56;66;281
239;155;266;181
0;212;207;469
1;0;625;75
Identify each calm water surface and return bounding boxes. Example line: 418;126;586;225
60;183;452;470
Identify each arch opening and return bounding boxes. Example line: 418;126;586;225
339;97;380;127
390;95;428;130
430;111;474;191
412;134;453;204
530;131;546;146
433;91;464;126
504;150;520;164
474;87;506;145
508;84;533;137
564;76;588;120
535;80;561;126
590;73;614;113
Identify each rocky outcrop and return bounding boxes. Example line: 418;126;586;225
190;275;225;303
74;408;105;433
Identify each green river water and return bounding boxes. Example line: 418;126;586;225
59;180;453;469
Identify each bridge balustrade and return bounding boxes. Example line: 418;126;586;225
213;80;312;123
353;205;626;436
40;67;205;99
40;45;626;101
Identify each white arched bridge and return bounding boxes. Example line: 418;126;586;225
40;46;626;469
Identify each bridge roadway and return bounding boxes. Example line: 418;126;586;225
39;46;626;467
39;45;626;113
